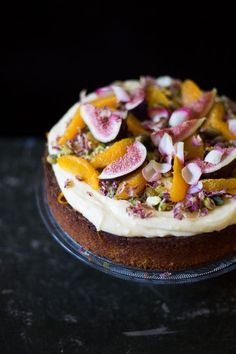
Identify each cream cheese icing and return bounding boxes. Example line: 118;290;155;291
47;95;236;238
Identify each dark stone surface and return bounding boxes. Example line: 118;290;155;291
1;138;236;354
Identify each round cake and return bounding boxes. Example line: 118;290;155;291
45;76;236;270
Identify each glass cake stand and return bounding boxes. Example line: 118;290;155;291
36;177;236;284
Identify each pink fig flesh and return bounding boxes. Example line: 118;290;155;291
99;141;147;179
80;104;122;143
190;90;216;118
151;118;205;145
203;147;236;176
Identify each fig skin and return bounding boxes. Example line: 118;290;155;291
203;159;236;179
130;101;148;121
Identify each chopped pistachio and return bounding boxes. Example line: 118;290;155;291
91;143;106;157
60;144;73;155
155;185;165;195
128;197;138;205
212;196;224;206
203;197;215;210
47;154;58;164
158;200;173;212
145;187;157;197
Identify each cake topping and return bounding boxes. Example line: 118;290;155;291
202;147;236;174
148;107;170;123
48;76;236;220
228;119;236;135
80;104;123;143
142;160;171;182
99;141;147;179
169;107;192;127
182;162;202;185
152;118;206;145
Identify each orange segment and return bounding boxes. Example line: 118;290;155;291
170;156;189;202
58;108;86;145
58;94;118;145
207;102;236;140
202;178;236;193
57;155;99;190
91;138;134;168
115;168;147;200
91;94;117;109
146;85;169;108
127;113;149;136
182;79;202;106
184;135;204;160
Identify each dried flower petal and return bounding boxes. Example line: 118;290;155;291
182;162;202;185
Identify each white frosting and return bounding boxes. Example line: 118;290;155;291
47;96;236;238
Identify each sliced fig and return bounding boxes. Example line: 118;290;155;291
202;147;236;178
190;90;216;118
151;118;205;146
80;104;122;143
125;88;145;110
99;141;147;179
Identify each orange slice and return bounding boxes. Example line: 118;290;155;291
115;168;146;200
127;113;149;136
184;135;204;160
207;102;236;140
91;138;134;168
170;156;189;202
202;178;236;193
57;155;99;190
182;79;202;106
146;85;169;108
58;95;118;145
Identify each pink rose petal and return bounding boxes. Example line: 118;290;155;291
148;107;170;123
111;85;130;102
182;162;202;185
142;160;171;182
175;141;184;163
95;86;113;96
125;88;144;110
169;108;192;127
204;149;223;165
159;133;174;157
228;119;236;135
188;181;203;194
191;134;202;147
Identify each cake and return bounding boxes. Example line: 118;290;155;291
44;76;236;270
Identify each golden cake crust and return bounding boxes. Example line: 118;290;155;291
44;157;236;270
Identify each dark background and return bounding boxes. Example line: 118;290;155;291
1;3;236;136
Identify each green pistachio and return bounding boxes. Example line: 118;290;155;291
92;143;106;156
158;200;173;212
60;144;73;155
47;154;58;164
145;187;157;197
128;197;138;205
155;185;165;195
203;197;215;210
212;196;224;206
